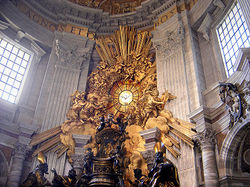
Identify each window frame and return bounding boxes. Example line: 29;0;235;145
216;2;250;77
0;32;34;104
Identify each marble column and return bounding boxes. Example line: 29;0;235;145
71;134;91;175
195;127;219;187
190;107;219;187
7;143;27;187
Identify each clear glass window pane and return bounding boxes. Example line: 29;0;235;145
216;3;250;77
19;67;25;75
0;37;32;103
6;43;13;51
9;53;16;61
0;65;4;73
0;81;5;90
12;47;18;55
13;64;19;71
16;74;23;81
3;50;10;58
13;81;20;88
1;57;7;65
2;92;9;100
7;78;14;85
10;88;18;96
23;53;30;61
0;40;7;48
8;95;15;103
0;47;4;54
21;60;27;68
1;74;8;82
5;84;11;93
3;68;11;75
16;57;22;65
7;61;13;69
9;71;16;79
17;50;24;58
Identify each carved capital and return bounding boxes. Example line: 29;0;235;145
55;39;91;69
153;24;184;58
141;150;155;170
71;154;85;168
14;143;28;158
142;150;155;164
194;127;216;148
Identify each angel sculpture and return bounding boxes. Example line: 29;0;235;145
140;84;176;127
21;152;51;187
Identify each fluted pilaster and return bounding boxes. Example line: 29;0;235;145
32;32;94;181
152;14;190;121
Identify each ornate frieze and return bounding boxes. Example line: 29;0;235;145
9;0;198;35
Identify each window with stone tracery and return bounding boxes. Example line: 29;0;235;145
216;2;250;77
0;36;32;103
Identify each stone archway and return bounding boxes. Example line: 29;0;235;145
0;150;8;186
220;118;250;185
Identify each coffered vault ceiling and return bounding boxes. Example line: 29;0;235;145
69;0;147;15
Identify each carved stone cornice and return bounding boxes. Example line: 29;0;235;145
11;0;178;34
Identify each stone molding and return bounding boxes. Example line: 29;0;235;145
10;0;178;34
30;42;46;63
197;13;212;41
0;20;9;30
140;127;161;151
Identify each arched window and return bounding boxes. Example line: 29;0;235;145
216;2;250;77
0;35;33;103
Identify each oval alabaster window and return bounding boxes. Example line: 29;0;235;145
108;80;140;114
